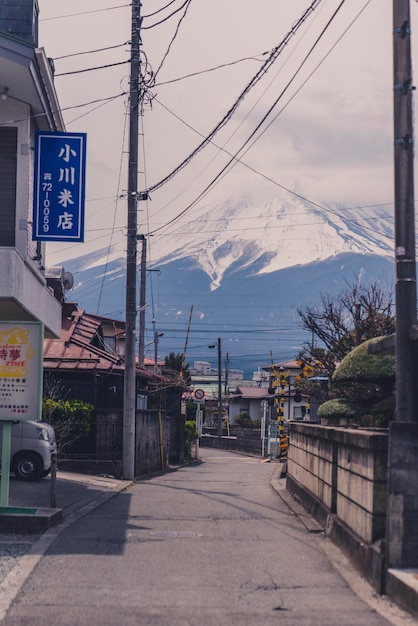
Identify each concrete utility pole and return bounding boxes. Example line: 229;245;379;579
123;0;141;480
386;0;418;573
393;0;417;424
138;234;147;368
217;338;222;440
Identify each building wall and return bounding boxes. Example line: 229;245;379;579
0;88;61;336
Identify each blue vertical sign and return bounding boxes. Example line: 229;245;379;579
32;131;87;242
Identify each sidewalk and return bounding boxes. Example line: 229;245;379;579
0;470;131;606
8;471;131;517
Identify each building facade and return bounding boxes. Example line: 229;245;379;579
0;0;64;337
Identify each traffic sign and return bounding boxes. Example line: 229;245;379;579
194;388;205;400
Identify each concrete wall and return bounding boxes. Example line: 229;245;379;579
287;422;388;592
58;410;184;479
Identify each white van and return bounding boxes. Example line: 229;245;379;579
0;421;56;481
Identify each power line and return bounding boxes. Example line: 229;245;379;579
0;93;125;127
153;0;193;79
154;53;268;87
55;60;129;77
54;42;130;60
143;0;192;30
144;0;323;196
147;0;375;238
143;0;187;19
40;4;130;21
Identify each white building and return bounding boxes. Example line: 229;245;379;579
0;1;64;337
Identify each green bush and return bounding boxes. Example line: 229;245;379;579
317;398;358;419
185;420;198;460
42;398;93;456
318;337;395;428
235;412;253;429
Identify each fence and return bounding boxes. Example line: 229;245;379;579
56;410;184;478
286;421;388;593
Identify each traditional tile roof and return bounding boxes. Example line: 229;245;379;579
230;387;272;399
43;303;155;378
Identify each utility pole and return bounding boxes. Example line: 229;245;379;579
123;0;141;480
393;0;417;424
138;234;146;368
217;338;222;440
154;330;164;374
386;0;418;571
224;352;229;395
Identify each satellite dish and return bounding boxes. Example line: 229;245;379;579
63;271;74;290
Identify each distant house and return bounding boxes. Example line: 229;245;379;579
228;387;272;424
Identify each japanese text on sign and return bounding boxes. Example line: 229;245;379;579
0;323;43;421
32;132;87;242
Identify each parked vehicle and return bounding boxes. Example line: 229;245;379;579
0;421;56;481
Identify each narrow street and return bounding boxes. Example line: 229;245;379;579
1;450;399;625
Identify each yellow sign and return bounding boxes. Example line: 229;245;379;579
0;322;43;421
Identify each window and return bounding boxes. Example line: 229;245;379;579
0;127;17;246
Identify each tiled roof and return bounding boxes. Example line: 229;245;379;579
230;387;272;399
44;305;150;376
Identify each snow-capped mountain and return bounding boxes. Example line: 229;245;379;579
58;193;395;371
152;192;393;290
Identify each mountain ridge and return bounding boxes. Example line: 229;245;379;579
55;193;396;370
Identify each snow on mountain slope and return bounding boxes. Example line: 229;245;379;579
59;192;394;294
152;191;393;289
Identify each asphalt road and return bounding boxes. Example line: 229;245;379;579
0;450;408;625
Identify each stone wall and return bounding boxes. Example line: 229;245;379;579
287;422;388;592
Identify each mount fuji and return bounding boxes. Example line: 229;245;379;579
57;192;395;373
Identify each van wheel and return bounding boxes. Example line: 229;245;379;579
13;452;43;481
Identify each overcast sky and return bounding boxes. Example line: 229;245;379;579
38;0;418;267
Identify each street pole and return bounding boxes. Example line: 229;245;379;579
393;0;417;423
217;337;222;440
386;0;418;571
224;352;229;395
154;330;158;374
123;0;141;480
154;330;164;374
138;234;146;368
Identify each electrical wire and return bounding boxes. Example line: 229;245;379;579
54;42;130;60
55;60;130;77
153;0;193;80
144;0;323;196
143;0;182;19
0;93;126;127
96;103;129;314
66;96;125;126
142;0;191;30
154;53;268;87
147;0;377;238
40;4;130;21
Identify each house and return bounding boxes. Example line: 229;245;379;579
0;1;65;338
43;302;186;474
228;386;272;425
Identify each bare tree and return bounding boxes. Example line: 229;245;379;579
297;277;395;379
